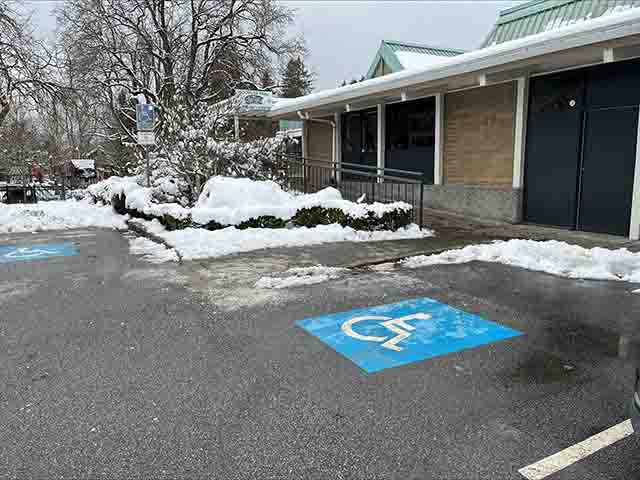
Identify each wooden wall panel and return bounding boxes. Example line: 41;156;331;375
443;82;516;186
306;119;334;162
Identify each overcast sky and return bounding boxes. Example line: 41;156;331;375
28;0;522;90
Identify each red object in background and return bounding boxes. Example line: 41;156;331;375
32;165;44;183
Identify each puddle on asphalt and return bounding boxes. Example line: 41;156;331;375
507;350;578;385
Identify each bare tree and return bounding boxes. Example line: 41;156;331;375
57;0;302;192
0;1;58;127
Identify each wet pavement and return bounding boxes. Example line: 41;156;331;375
0;228;639;479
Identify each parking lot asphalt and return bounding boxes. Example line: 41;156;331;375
1;228;639;479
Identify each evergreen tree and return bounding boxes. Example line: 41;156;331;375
280;57;314;98
260;69;275;92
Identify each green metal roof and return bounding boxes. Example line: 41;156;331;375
482;0;640;47
365;40;465;79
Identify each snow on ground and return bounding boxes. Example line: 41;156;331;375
255;266;348;289
139;220;430;261
0;200;128;233
129;237;179;263
402;239;640;283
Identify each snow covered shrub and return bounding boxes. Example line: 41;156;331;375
292;207;346;227
207;138;287;182
292;205;413;231
158;213;192;231
112;193;127;215
160;102;287;198
345;208;413;231
237;216;287;230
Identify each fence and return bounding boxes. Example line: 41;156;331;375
276;154;425;227
0;184;67;204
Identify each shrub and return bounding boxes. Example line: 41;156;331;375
292;207;346;228
112;193;127;215
100;187;413;232
237;216;287;230
160;214;192;231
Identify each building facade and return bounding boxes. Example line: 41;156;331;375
265;0;640;239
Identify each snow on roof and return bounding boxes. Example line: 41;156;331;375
395;51;449;70
483;0;640;47
269;7;640;118
71;159;95;170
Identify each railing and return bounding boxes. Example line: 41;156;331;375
275;154;425;227
1;184;67;204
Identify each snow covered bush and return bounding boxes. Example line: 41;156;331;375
159;102;287;197
88;175;415;232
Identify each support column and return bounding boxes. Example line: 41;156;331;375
301;119;308;159
513;77;529;189
377;104;386;182
629;109;640;239
434;93;444;185
334;112;342;183
234;116;240;141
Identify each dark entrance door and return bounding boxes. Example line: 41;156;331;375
524;71;585;228
524;58;640;236
578;107;638;236
341;109;377;171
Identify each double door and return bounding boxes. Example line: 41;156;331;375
524;60;640;236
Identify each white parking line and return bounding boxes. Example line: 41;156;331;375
518;419;634;479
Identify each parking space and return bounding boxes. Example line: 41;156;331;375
1;229;639;478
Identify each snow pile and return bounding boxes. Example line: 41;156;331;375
0;200;128;233
129;237;179;263
87;175;191;220
192;176;413;226
402;239;640;283
144;221;428;261
87;175;143;203
255;266;348;289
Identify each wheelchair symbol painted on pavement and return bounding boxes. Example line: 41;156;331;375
4;247;58;260
297;298;523;373
341;313;431;351
0;242;78;264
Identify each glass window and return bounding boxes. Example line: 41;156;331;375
362;111;377;153
386;97;435;150
408;108;435;147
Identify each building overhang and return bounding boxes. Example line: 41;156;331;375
269;9;640;120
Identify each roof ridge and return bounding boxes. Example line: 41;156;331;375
497;0;576;22
499;0;555;16
382;39;466;53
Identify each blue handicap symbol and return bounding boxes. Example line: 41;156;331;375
297;298;522;373
0;242;78;264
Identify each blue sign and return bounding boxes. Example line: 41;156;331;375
297;298;522;373
136;104;156;131
0;242;78;264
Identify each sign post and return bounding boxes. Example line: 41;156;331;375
136;103;157;187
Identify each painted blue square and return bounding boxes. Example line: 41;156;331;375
0;242;78;264
297;298;522;373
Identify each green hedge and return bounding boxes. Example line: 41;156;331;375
104;192;412;232
293;206;412;231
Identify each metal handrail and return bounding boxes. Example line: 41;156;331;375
280;153;426;181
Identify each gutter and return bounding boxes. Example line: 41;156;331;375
269;9;640;117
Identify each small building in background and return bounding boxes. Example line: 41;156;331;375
66;159;97;188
